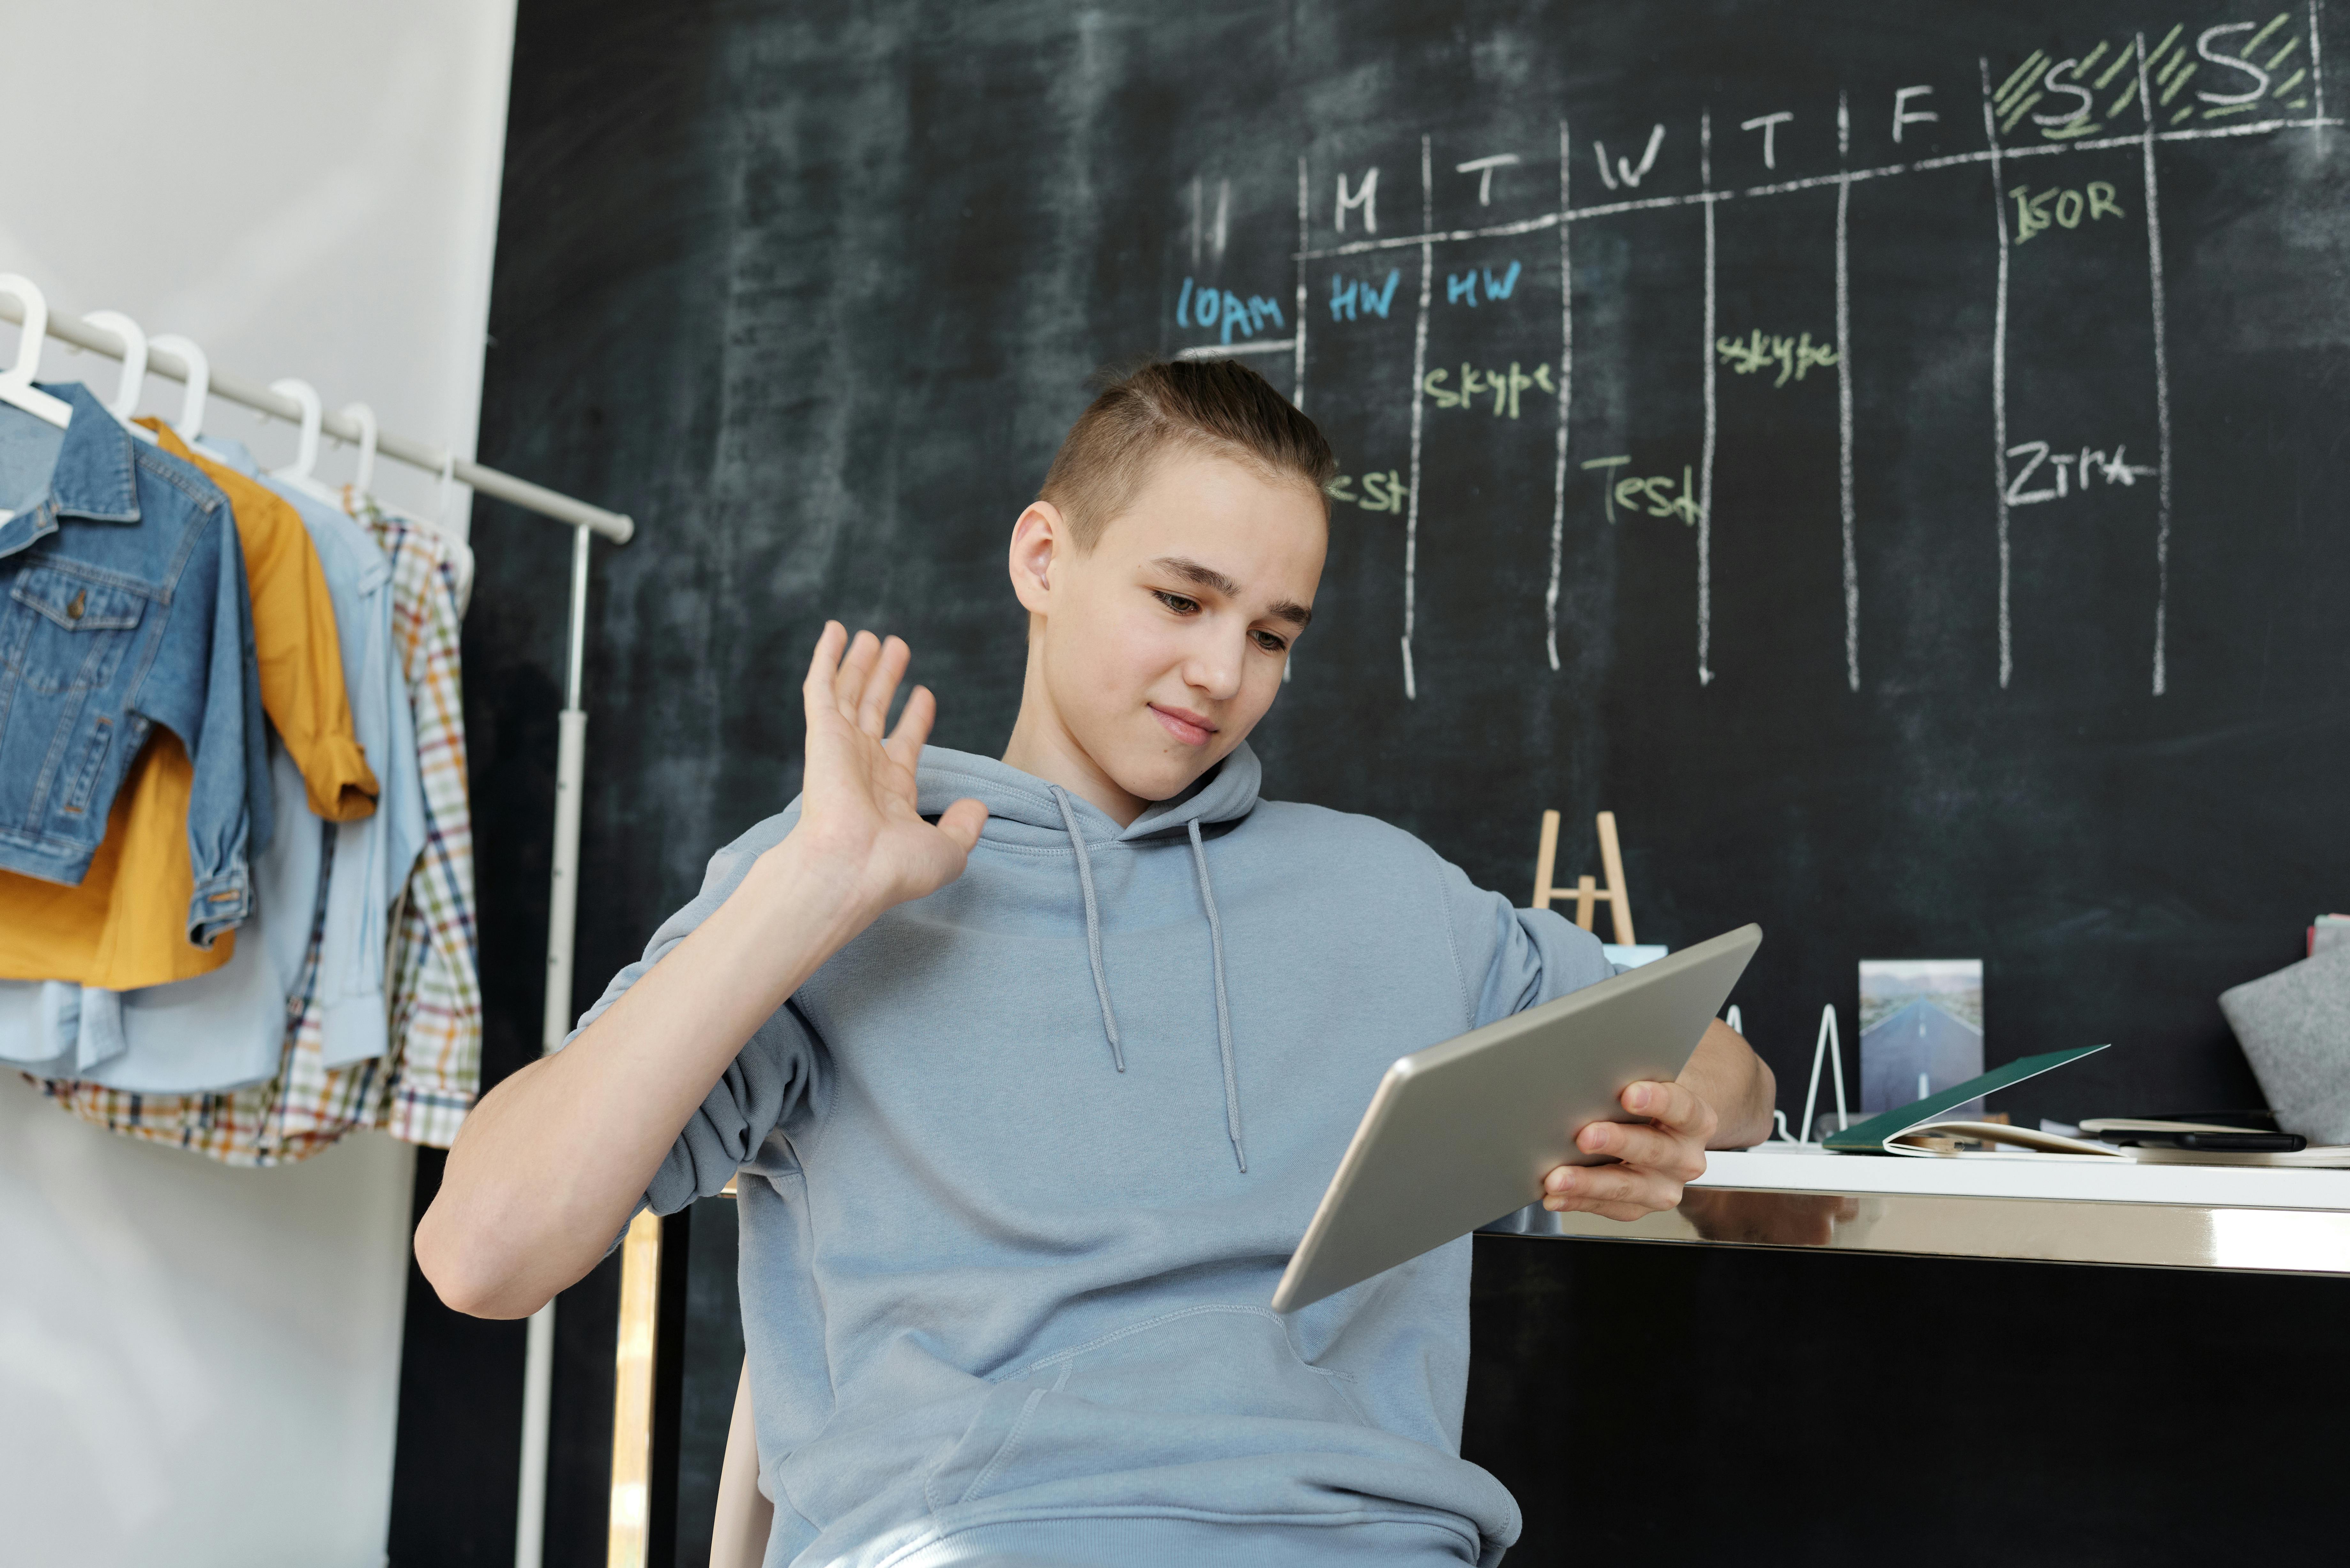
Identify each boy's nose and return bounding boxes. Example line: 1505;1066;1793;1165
1184;634;1246;700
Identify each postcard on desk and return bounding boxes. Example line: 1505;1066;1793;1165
1824;1046;2350;1165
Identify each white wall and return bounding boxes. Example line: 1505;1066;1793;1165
0;0;517;532
0;1081;421;1568
0;4;518;1564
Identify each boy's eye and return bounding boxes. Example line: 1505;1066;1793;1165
1153;590;1200;615
1251;630;1289;654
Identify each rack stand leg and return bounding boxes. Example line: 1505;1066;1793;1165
517;524;595;1568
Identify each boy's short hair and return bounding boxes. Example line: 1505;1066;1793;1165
1039;359;1337;549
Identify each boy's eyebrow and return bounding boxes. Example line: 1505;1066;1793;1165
1150;555;1315;627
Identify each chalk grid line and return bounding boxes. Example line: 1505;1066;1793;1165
2136;33;2175;697
1981;60;2015;690
1400;135;1433;698
1297;116;2335;263
1697;111;1717;687
1214;24;2331;695
1545;119;1571;673
1836;91;1859;693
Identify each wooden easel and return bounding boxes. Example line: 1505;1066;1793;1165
1531;809;1636;945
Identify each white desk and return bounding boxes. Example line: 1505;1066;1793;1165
1482;1147;2350;1275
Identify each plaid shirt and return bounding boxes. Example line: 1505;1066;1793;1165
35;501;480;1163
364;503;479;1148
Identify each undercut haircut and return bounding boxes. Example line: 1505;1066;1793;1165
1038;359;1337;550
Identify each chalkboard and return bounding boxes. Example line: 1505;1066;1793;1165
397;3;2350;1561
470;0;2349;1125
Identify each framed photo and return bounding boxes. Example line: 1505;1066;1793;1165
1859;959;1984;1114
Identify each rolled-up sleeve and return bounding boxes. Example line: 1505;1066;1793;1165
562;810;821;1218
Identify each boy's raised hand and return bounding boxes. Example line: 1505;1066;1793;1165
413;622;988;1320
790;623;988;912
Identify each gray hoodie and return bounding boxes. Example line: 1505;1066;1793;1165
572;744;1614;1567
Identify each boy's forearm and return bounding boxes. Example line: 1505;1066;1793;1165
1684;1018;1776;1149
415;839;878;1318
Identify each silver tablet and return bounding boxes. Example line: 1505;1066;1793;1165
1270;924;1762;1313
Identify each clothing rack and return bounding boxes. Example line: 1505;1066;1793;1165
0;288;632;542
1;276;620;1568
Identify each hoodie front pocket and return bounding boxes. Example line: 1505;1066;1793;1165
924;1305;1372;1514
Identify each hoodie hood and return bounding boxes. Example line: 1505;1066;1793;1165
915;741;1262;842
917;743;1260;1171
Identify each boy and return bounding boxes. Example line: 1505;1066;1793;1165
420;361;1773;1567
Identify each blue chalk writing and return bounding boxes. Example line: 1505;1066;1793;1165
1179;277;1287;343
1328;269;1402;322
1442;260;1524;307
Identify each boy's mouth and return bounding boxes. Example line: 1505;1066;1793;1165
1148;703;1217;747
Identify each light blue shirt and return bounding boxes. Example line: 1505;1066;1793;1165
246;457;426;1070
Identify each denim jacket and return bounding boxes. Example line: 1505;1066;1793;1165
0;385;265;942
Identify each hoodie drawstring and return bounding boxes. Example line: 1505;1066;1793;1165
1187;819;1248;1173
1047;786;1247;1172
1050;786;1126;1071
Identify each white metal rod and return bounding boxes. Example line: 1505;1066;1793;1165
1799;1004;1838;1145
564;522;592;710
0;292;633;543
542;524;594;1048
521;526;597;1568
515;1303;556;1568
541;709;589;1052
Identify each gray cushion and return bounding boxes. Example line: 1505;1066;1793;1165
2219;946;2350;1145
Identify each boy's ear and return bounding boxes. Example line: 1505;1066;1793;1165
1008;501;1066;614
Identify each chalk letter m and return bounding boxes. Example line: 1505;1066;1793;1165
1336;168;1378;233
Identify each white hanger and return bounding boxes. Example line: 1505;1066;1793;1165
148;334;209;441
0;273;73;428
82;310;159;444
338;401;378;499
267;377;338;503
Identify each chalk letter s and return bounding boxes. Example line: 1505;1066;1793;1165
2195;22;2272;105
2032;59;2094;126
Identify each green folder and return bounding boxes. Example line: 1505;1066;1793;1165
1823;1045;2111;1154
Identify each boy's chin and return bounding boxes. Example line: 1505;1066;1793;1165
1100;739;1229;806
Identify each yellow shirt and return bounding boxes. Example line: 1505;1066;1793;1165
0;425;377;987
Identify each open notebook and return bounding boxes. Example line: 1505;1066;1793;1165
1822;1046;2350;1167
